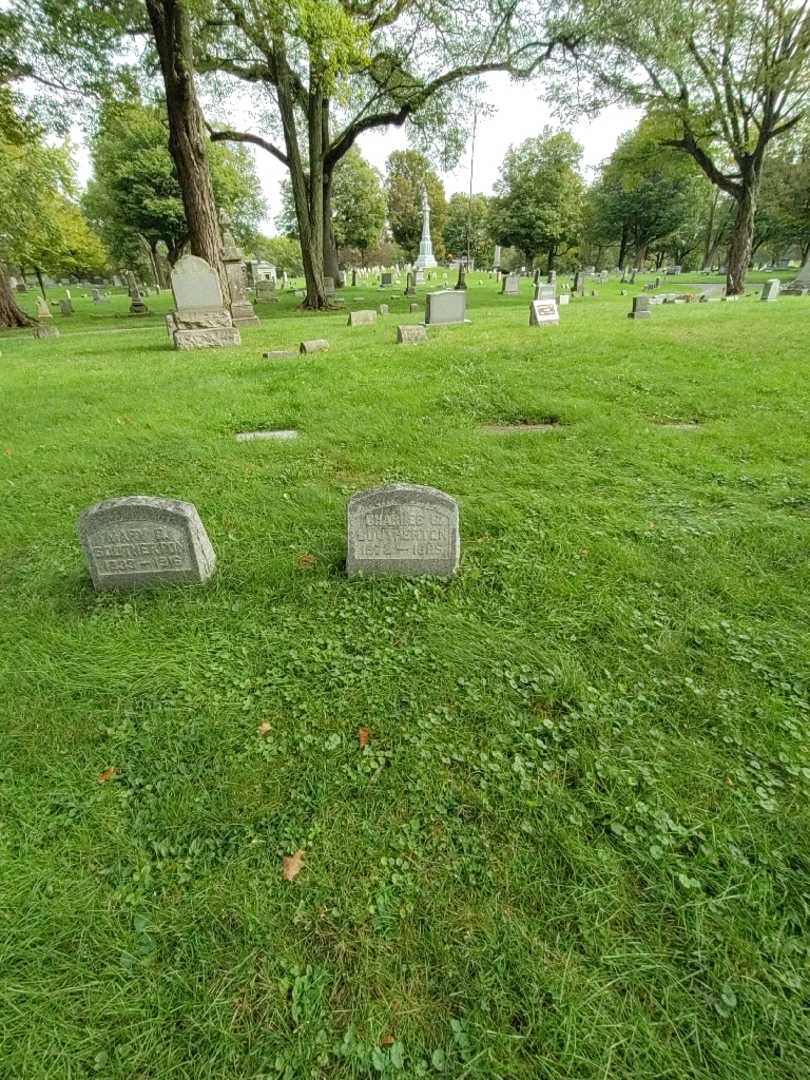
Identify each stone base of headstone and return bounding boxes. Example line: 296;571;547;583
348;310;377;326
174;327;241;350
299;339;328;354
231;302;260;328
33;325;60;339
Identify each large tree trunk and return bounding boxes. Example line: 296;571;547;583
145;0;229;301
702;188;720;269
726;184;756;296
618;224;629;270
0;267;32;328
323;174;339;284
546;246;556;274
635;243;648;269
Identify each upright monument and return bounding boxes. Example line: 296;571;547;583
413;187;437;271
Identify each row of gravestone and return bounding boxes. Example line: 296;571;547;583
629;279;782;319
77;487;460;591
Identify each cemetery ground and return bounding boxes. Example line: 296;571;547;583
1;276;809;1079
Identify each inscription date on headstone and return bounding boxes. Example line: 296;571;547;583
347;484;459;578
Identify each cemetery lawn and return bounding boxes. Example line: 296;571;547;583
2;278;810;1079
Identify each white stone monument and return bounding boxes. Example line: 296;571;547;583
413;187;437;271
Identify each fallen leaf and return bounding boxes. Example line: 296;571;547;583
380;1034;395;1047
358;726;370;748
3;448;12;456
296;553;317;570
257;721;272;736
97;766;119;784
282;849;305;881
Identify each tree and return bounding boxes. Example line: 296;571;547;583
385;151;447;262
250;235;304;276
443;193;493;266
491;129;583;270
574;0;810;293
84;97;264;277
587;115;704;268
332;149;386;258
191;0;573;308
754;124;810;261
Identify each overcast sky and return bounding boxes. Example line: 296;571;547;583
68;71;641;233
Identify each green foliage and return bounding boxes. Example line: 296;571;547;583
84;97;266;265
754;124;810;261
587;115;707;266
332;149;385;255
384;150;447;261
250;234;304;276
491;128;584;266
443;193;493;266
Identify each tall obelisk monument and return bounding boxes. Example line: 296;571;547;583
414;186;437;270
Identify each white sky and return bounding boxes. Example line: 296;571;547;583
68;71;641;232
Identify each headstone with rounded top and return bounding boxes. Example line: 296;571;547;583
78;496;216;591
760;279;780;302
347;484;460;578
170;255;240;349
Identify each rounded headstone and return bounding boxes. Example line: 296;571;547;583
347;484;459;579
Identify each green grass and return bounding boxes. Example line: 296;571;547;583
1;275;809;1079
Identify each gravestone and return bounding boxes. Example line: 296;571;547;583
573;271;585;295
760;279;780;302
501;273;520;296
378;303;389;315
629;269;637;284
35;296;52;320
169;255;240;350
529;299;560;326
404;272;416;296
783;254;810;295
548;270;557;286
299;339;329;354
91;287;104;303
59;299;73;316
629;296;651;320
558;293;570;305
397;324;427;345
535;283;556;301
221;213;259;327
425;289;467;325
380;271;393;288
33;324;60;339
347;484;459;579
255;280;277;303
409;302;420;313
127;271;149;315
78;496;216;591
16;281;28;293
414;269;425;285
351;269;357;287
348;309;377;327
263;349;298;359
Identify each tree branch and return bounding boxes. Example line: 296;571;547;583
208;125;289;166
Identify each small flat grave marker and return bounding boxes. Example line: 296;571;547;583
299;339;329;354
348;309;377;327
235;430;298;442
397;324;427;344
529;299;559;326
347;484;460;579
78;496;215;591
263;349;298;359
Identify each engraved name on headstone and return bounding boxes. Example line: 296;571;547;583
347;484;460;578
78;496;216;591
529;299;560;326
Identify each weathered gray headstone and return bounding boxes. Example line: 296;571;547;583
59;299;73;316
170;255;240;349
425;289;466;325
255;280;278;303
409;302;420;313
529;299;560;326
380;271;393;287
35;296;52;320
378;303;389;315
78;496;216;591
263;349;298;359
300;339;329;354
535;283;556;301
347;484;459;578
558;293;570;305
501;273;519;296
397;324;427;344
348;309;377;327
33;324;60;339
760;279;780;302
629;296;651;320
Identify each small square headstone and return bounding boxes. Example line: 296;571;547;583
629;296;651;320
529;299;560;326
397;324;427;344
760;279;780;302
348;309;377;327
347;484;460;578
78;496;216;591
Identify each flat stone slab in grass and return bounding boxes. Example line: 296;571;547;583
480;422;560;434
78;496;216;591
347;484;459;579
235;429;299;442
397;324;427;344
348;309;377;326
300;339;329;354
263;349;298;359
33;325;60;339
655;420;701;429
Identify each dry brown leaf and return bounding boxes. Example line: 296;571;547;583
3;448;12;456
296;553;317;570
257;721;272;736
282;849;305;881
380;1034;395;1047
97;766;119;784
358;726;370;748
